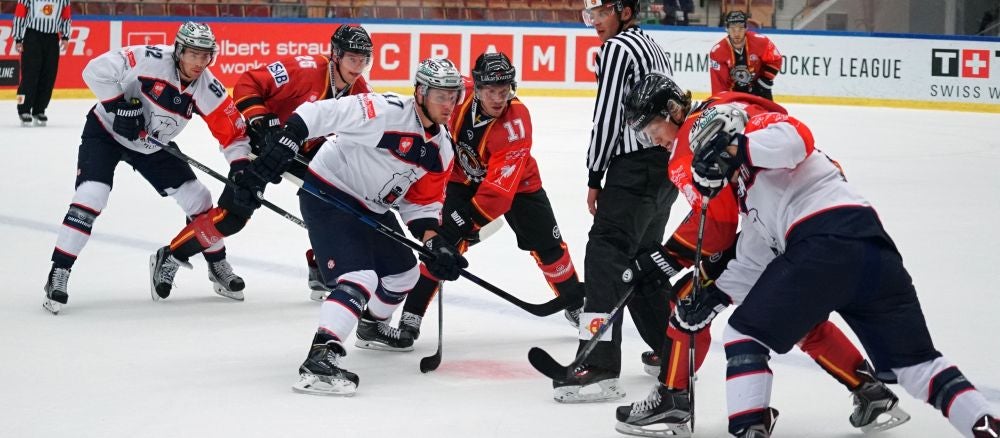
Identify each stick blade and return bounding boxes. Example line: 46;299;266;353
527;347;569;380
419;351;441;373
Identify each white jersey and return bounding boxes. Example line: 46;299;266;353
82;44;250;163
295;92;454;226
716;111;871;302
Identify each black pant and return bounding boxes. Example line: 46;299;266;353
17;28;60;116
582;147;678;374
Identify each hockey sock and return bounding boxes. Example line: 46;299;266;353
796;320;864;390
531;243;581;299
659;318;712;389
894;357;992;435
52;181;111;269
724;324;774;435
320;281;373;341
402;268;441;317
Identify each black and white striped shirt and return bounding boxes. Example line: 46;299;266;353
587;26;672;188
13;0;72;41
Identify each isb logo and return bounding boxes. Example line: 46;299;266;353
931;49;994;79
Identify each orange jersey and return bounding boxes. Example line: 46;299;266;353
709;31;782;95
448;89;542;225
666;92;787;263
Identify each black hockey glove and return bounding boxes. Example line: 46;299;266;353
112;99;145;141
250;127;301;184
420;235;468;281
440;207;477;246
752;78;774;101
229;160;265;211
247;113;281;150
624;246;682;296
692;131;746;198
671;281;731;334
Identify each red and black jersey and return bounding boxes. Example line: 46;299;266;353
447;88;542;226
709;31;782;95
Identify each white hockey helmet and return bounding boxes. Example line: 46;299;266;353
173;21;218;62
414;58;464;97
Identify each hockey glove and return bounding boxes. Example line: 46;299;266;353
692;131;746;198
420;235;469;281
250;127;301;184
672;281;731;334
753;78;774;101
625;246;682;296
247;113;281;150
440;207;477;246
112;99;145;141
229;161;265;211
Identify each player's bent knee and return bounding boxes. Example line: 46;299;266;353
72;181;112;212
380;264;420;293
167;179;213;216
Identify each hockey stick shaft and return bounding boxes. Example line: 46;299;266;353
419;283;444;373
687;195;711;432
146;137;307;229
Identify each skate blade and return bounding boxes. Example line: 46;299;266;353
615;421;692;437
859;405;911;433
354;339;413;352
554;379;626;403
213;283;245;301
291;374;356;396
149;254;161;302
33;120;46;127
310;289;328;302
42;299;61;315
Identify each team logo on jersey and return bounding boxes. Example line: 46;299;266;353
398;137;414;154
327;259;335;270
41;4;53;16
151;81;165;100
588;317;606;335
730;65;753;87
552;225;561;239
358;94;377;119
749;54;759;62
710;60;720;71
186;103;194;118
124;48;137;67
267;61;289;87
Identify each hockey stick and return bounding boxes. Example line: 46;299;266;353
286;166;570;317
419;283;444;373
685;195;711;433
527;283;637;380
145;137;308;229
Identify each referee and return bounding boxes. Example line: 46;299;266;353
551;0;679;402
13;0;72;127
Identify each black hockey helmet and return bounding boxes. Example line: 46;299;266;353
331;24;373;58
624;72;692;130
472;52;517;94
724;10;748;27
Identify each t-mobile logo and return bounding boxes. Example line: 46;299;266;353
932;49;992;78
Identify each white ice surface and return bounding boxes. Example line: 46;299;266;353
1;99;998;437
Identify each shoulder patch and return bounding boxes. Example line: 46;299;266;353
267;61;289;88
358;94;377;120
123;47;137;68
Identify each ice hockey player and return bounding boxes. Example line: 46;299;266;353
614;75;911;437
248;58;468;396
709;10;782;101
150;24;374;302
631;73;999;437
42;22;249;313
388;51;586;349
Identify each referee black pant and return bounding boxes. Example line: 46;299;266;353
17;28;60;117
581;146;678;374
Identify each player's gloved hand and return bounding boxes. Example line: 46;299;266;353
440;207;477;246
690;105;749;198
420;235;468;281
250;127;301;184
624;246;682;296
672;281;731;334
247;113;281;149
112;98;145;141
751;78;774;101
229;160;265;211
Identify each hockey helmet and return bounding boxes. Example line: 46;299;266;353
415;58;463;94
173;21;217;62
624;73;692;130
472;52;517;96
724;10;748;27
331;24;373;58
582;0;640;25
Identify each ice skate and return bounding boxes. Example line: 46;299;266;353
355;315;414;352
398;311;422;341
33;113;47;127
641;351;661;377
292;340;359;396
564;305;582;329
149;246;191;300
19;113;32;127
614;385;691;437
307;265;329;301
42;266;71;315
972;415;999;438
208;259;245;301
850;361;910;432
552;363;625;403
733;408;779;438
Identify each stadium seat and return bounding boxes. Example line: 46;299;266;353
139;1;169;15
193;0;221;17
442;0;464;20
422;0;445;20
487;0;512;21
398;0;422;19
243;0;272;16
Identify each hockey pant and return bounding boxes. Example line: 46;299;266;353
401;187;584;318
52;113;225;269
